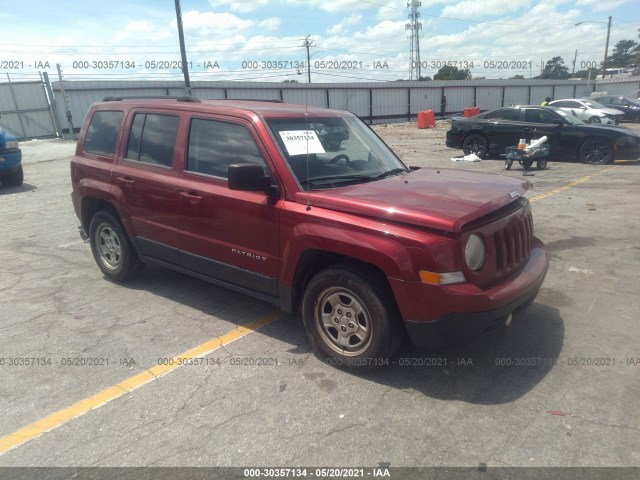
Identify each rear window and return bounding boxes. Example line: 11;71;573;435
84;111;123;156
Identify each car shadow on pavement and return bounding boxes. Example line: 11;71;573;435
363;302;563;405
119;265;563;405
0;183;36;194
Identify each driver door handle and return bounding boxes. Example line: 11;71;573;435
179;191;203;206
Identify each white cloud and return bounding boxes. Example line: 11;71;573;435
208;0;269;13
575;0;631;12
180;10;254;36
285;0;369;13
442;0;531;19
258;17;281;31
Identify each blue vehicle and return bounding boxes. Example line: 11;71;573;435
0;128;23;187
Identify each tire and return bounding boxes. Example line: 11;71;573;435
578;137;613;165
301;265;402;371
537;158;548;170
89;210;144;282
1;165;23;187
588;116;601;124
505;159;513;170
462;133;488;158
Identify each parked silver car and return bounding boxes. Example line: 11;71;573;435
548;99;624;124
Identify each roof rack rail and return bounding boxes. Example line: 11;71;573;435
219;98;284;103
102;95;201;103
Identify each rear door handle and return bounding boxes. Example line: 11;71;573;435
179;191;203;206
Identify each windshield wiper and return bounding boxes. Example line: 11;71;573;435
299;174;373;185
372;168;408;180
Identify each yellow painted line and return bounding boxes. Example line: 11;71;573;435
0;311;282;456
529;166;615;203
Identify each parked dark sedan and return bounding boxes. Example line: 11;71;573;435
592;96;640;122
446;105;640;164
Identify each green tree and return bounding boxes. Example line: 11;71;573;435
606;39;639;67
572;68;599;79
538;57;570;79
433;65;471;80
510;74;525;79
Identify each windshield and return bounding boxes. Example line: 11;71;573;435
555;109;585;125
266;115;408;190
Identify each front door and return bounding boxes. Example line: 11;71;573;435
173;116;280;298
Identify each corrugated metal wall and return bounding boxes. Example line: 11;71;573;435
2;75;636;138
0;80;57;139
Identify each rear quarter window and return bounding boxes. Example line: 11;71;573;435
84;111;124;156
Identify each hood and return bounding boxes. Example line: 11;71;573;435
294;168;531;233
596;107;625;116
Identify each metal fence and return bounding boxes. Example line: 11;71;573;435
1;72;639;140
0;73;59;140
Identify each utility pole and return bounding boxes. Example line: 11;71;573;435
601;16;612;79
572;49;578;75
406;1;422;80
174;0;192;96
302;35;313;83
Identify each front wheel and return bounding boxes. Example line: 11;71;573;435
462;134;488;158
301;265;402;371
1;165;23;187
89;210;144;282
579;138;613;165
588;116;602;124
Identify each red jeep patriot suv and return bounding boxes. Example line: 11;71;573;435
71;97;549;369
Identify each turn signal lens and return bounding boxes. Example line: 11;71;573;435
419;270;465;285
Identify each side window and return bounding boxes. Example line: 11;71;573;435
125;113;179;167
186;118;265;179
495;109;520;121
524;109;557;123
84;111;123;156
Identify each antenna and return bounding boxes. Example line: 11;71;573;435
406;1;422;80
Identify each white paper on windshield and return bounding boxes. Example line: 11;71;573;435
279;130;326;156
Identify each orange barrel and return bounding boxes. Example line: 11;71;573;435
417;110;436;129
464;107;481;117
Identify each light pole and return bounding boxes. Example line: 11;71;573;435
575;16;612;80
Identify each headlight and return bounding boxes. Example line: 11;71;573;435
5;140;18;149
465;234;486;271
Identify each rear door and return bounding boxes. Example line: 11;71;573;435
112;110;183;263
172;114;281;298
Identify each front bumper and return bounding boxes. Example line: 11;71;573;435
390;239;549;346
445;130;464;149
0;148;22;172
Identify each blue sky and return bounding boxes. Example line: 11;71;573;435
0;0;638;82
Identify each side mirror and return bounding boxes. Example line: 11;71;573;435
228;163;278;196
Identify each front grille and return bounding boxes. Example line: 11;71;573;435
493;211;533;274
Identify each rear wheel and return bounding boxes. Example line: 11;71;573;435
537;158;548;170
579;138;613;164
89;210;144;281
1;165;23;187
462;134;488;158
302;265;402;371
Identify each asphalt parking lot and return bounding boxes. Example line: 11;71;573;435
1;124;639;475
